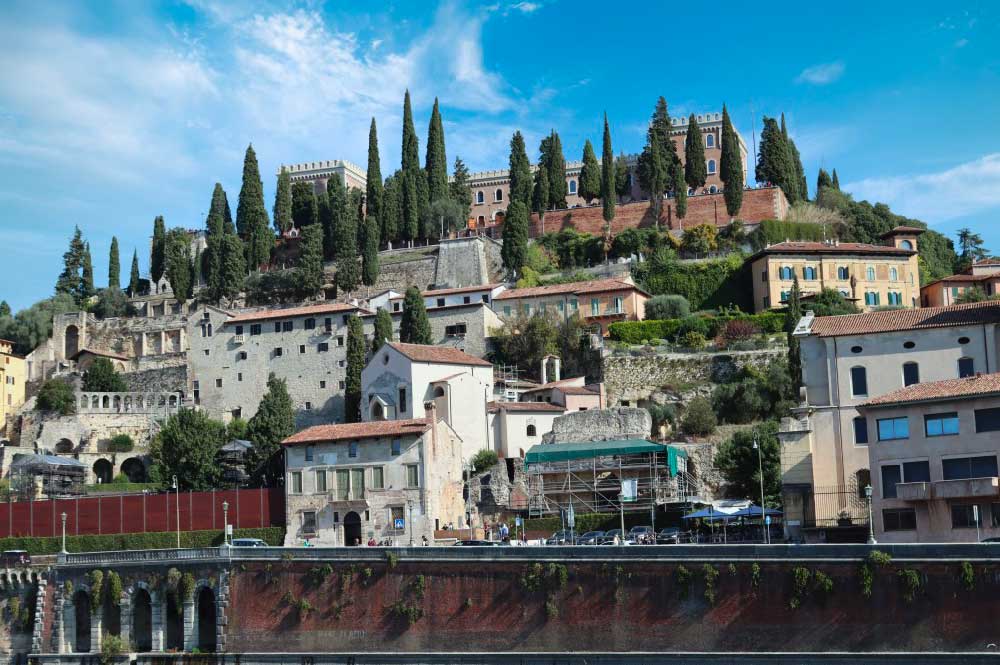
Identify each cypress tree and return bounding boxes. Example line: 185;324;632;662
402;171;420;242
578;139;601;204
756;117;797;203
381;171;402;246
401;90;428;239
80;242;95;301
219;231;246;302
781;113;808;201
344;315;366;423
164;229;193;299
508;131;532;207
449;157;472;222
372;308;393;352
786;275;803;388
56;226;85;299
361;215;380;288
366;118;384;236
720;104;744;218
402;90;420;176
816;168;833;192
671;160;687;221
399;286;432;345
325;176;346;261
335;189;360;293
150;216;166;284
291;181;318;228
684;113;707;190
501;200;530;278
601;114;616;224
236;144;273;269
831;169;840;190
0;301;9;318
614;153;631;199
317;184;332;249
128;250;140;297
638;125;667;227
297;224;324;297
108;237;120;290
191;246;201;289
425;98;448;205
273;168;292;234
204;184;228;299
532;163;550;221
546;131;568;209
245;374;294;486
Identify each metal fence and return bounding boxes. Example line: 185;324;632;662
807;483;869;529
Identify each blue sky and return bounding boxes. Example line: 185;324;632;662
1;0;998;312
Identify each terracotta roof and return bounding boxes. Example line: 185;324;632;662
923;273;995;286
974;258;1000;267
227;302;363;324
282;418;431;445
860;373;1000;408
879;226;926;238
422;283;500;297
556;386;600;396
69;348;131;362
750;241;915;260
387;342;493;367
520;377;586;393
805;301;1000;338
494;278;647;300
487;401;566;413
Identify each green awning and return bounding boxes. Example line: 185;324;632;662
524;439;687;474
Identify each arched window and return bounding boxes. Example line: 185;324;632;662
903;361;920;386
709;185;718;194
705;134;715;148
707;159;717;174
476;191;484;204
494;188;503;202
866;266;876;281
432;386;445;398
803;266;817;280
779;266;794;280
838;266;849;280
855;469;872;498
899;239;913;250
889;267;898;281
526;424;537;437
568;179;577;194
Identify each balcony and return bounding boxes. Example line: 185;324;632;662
233;334;245;344
933;477;1000;500
895;482;932;501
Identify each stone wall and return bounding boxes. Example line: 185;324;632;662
541;407;652;444
338;251;439;301
124;363;187;393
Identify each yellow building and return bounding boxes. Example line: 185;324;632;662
0;339;26;438
748;227;923;313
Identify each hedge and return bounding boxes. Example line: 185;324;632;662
609;311;786;344
0;527;285;555
637;253;751;311
749;219;829;252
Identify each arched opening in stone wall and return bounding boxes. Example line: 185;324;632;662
92;459;113;485
344;511;362;546
165;592;183;651
121;458;146;483
64;325;79;359
55;439;74;454
73;590;91;653
196;587;217;652
132;589;152;652
102;584;121;637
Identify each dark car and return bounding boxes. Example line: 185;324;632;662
453;540;504;546
2;550;29;566
599;529;625;544
628;526;654;543
545;530;574;545
577;530;605;545
982;537;1000;543
231;538;268;548
656;527;682;544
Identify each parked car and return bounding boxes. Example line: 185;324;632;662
453;540;504;546
599;529;624;544
1;550;29;566
545;530;574;546
231;538;268;548
656;527;682;544
628;526;654;544
982;537;1000;543
577;530;604;545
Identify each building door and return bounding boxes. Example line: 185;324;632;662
344;511;362;546
197;587;217;652
64;325;79;360
132;589;152;652
73;591;91;652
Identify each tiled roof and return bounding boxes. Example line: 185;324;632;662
282;418;431;445
750;241;915;260
421;283;500;297
805;301;1000;338
69;348;131;361
923;273;995;286
557;386;600;396
880;226;926;237
974;258;1000;267
494;278;647;300
487;401;566;413
387;342;493;367
227;302;363;324
860;373;1000;408
520;377;586;393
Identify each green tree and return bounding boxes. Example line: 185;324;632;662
532;164;550;221
237;144;273;270
93;287;128;319
684;113;707;190
449;157;472;222
720;104;744;217
291;181;318;229
324;176;345;260
296;224;324;297
680;224;717;256
0;301;9;318
273;168;293;234
956;287;992;304
489;313;559;381
782;113;808;201
36;378;76;415
381;171;402;245
108;237;120;290
150;409;226;491
56;226;86;300
402;170;420;242
601;114;616;224
501;200;530;278
671;159;687;221
807;288;859;316
541;131;568;209
164;228;192;300
786;275;803;388
373;308;393;352
219;230;246;302
831;169;840;190
508;131;533;207
366;118;384;236
128;250;141;297
756;117;799;203
79;242;95;301
345;315;366;423
0;294;76;356
426;197;467;236
150;217;166;284
203;184;229;299
816;168;833;193
713;421;781;505
645;294;690;320
401;90;428;239
82;358;128;392
425;98;448;207
361;215;380;287
637;100;673;226
957;228;989;267
614;153;631;199
334;189;361;293
578;139;601;204
681;396;716;436
246;375;295;486
400;286;432;344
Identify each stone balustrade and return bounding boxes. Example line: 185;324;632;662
77;391;183;414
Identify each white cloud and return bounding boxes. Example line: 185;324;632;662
844;153;1000;223
510;2;541;12
955;38;969;48
795;61;845;85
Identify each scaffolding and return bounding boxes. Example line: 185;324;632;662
494;364;524;402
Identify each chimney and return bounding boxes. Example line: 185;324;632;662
424;400;438;422
552;357;561;383
540;357;548;385
424;401;438;456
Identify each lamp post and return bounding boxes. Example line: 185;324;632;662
865;484;877;544
172;475;180;549
222;501;230;547
60;512;67;554
407;500;414;547
753;434;768;545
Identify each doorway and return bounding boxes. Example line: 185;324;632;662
343;511;362;546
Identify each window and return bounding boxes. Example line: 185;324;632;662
339;381;345;389
234;324;244;335
282;321;293;332
959;357;975;378
613;297;624;313
250;324;261;336
952;504;983;529
570;299;578;311
856;469;871;498
406;464;420;488
881;465;901;498
889;267;898;281
526;424;537;437
864;292;881;306
299;344;306;354
850;366;868;396
237;372;243;382
336;469;350;500
851;345;863;354
837;266;849;280
779;266;794;280
304;318;315;330
216;378;223;388
761;269;768;283
568;180;577;194
463;295;471;304
494;188;503;202
304;402;312;410
503;305;511;317
591;298;600;316
274;347;283;357
301;511;317;533
324;318;333;332
291;471;302;494
398;387;407;412
902;362;919;386
476;191;484;204
887;292;901;305
942;455;998;480
803;266;817;280
351;468;365;499
274;322;281;333
780;291;790;303
482;294;489;303
866;266;876;281
318;343;329;352
371;466;384;490
958;336;971;345
853;416;869;444
705;134;714;148
899;239;913;250
925;412;959;437
903;461;930;483
315;470;327;493
435;298;445;308
707;159;716;174
523;303;531;315
883;508;917;532
445;323;467;336
391;439;401;456
348;441;358;458
305;445;314;462
390;506;404;528
877;417;909;441
975;407;1000;433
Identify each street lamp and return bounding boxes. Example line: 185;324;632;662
222;501;230;547
172;475;180;549
864;484;877;544
407;500;414;547
60;512;67;554
753;434;768;545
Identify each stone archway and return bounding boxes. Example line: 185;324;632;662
64;325;79;360
92;459;113;485
196;587;217;652
132;588;152;652
102;583;121;637
55;439;74;454
73;590;91;652
121;458;146;483
344;511;362;547
165;592;183;651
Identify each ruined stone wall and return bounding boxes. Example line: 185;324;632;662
338;252;439;301
541;407;651;444
124;362;187;393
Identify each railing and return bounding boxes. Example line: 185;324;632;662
233;334;245;344
77;391;183;414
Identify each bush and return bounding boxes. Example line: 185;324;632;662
82;358;128;393
677;316;711;339
0;527;285;555
36;379;76;415
634;249;751;311
645;295;690;321
108;434;134;453
471;449;499;474
609;311;785;345
681;397;717;436
679;331;706;350
716;319;759;347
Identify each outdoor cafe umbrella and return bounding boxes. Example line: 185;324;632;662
729;505;783;519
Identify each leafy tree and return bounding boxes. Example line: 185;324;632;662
816;168;833;192
471;449;499;474
373;308;393;352
684;113;707;190
671;159;687;221
449;157;472;222
82;358;128;392
164;228;192;300
399;286;432;344
80;242;95;301
806;288;859;316
381;171;402;245
680;224;718;256
713;421;781;504
0;293;76;356
335;189;360;293
273;168;293;234
291;181;318;228
296;224;324;297
108;237;120;290
128;250;140;297
93;287;129;319
720;104;744;217
219;231;246;302
424;98;449;207
601;114;616;224
578;139;601;204
681;396;716;436
508;131;533;207
711;361;793;424
361;215;380;287
786;275;803;388
345;315;365;423
150;217;166;284
325;175;346;260
245;375;295;486
426;197;467;236
0;301;9;318
831;169;840;190
236;144;273;270
532;163;550;220
957;228;989;268
637;99;675;226
226;417;249;442
489;313;559;381
782;114;808;201
56;226;86;301
539;131;568;209
614;153;631;199
150;409;226;491
501;200;530;277
645;295;690;320
956;287;992;304
36;378;76;415
366;118;384;235
755;117;799;203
